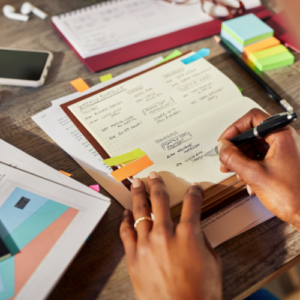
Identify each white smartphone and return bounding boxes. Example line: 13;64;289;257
0;48;53;87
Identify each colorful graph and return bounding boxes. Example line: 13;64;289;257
0;187;79;300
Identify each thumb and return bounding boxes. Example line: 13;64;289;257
218;139;263;185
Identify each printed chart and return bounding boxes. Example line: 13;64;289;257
0;187;79;300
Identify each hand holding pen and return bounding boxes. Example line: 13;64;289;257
215;108;300;231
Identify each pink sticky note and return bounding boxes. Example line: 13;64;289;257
89;185;100;192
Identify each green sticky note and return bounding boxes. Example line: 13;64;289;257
0;256;15;300
157;50;182;65
237;86;243;92
249;44;288;63
103;148;146;167
255;51;295;71
100;73;113;82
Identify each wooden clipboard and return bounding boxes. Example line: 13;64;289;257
61;52;246;208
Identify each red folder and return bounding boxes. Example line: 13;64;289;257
52;5;273;73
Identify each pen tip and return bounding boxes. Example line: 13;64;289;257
214;35;221;44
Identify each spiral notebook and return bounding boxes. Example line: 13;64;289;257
51;0;271;72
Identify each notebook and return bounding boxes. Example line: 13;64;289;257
60;52;263;207
51;0;272;72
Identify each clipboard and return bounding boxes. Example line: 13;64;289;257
52;6;273;73
61;51;246;209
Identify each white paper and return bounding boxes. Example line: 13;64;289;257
33;57;164;210
52;0;260;58
67;55;262;206
202;194;274;248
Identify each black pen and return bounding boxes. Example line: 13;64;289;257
204;112;298;156
214;35;294;113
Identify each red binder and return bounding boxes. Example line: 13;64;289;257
52;5;273;73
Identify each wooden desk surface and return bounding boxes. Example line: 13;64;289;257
1;0;300;299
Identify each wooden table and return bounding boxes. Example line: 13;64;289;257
1;0;300;299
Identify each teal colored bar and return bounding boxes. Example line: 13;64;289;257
0;257;14;300
181;48;210;65
4;201;69;254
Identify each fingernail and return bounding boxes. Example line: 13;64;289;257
192;182;199;186
236;174;241;181
132;178;141;188
149;171;159;179
246;185;253;196
217;140;223;153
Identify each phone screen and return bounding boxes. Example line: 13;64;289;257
0;50;49;81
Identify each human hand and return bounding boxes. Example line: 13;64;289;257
120;171;222;300
218;108;300;230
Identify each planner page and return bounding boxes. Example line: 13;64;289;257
67;54;263;206
52;0;261;58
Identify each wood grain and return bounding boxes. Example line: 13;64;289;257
1;0;300;299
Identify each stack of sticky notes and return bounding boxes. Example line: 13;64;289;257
221;14;295;71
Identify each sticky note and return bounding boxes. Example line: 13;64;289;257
249;44;288;63
221;29;244;52
70;78;89;93
243;37;280;57
255;51;295;71
237;86;243;92
222;14;274;47
181;49;210;65
0;256;15;300
100;73;113;82
59;170;72;177
103;148;146;166
157;49;182;65
89;185;100;192
110;155;154;182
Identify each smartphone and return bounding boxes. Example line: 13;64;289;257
0;48;53;87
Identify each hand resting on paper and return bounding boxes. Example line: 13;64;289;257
120;172;222;300
218;108;300;231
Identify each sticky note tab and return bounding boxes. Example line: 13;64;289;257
237;86;243;92
249;44;288;63
100;73;113;82
59;170;72;177
157;49;182;65
243;37;280;57
181;49;210;65
70;78;89;93
89;185;100;192
103;148;146;166
255;51;295;71
110;155;154;182
222;14;274;47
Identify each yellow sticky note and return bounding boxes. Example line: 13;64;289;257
100;73;113;82
110;155;154;182
70;78;90;93
59;170;72;177
103;148;146;167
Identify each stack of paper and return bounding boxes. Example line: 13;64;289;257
0;139;110;300
32;55;274;250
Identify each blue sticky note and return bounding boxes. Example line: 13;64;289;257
221;29;244;52
222;14;273;46
4;200;69;254
181;49;210;65
0;187;49;239
0;257;15;300
0;269;5;293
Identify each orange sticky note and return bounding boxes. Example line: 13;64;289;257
243;37;280;58
59;170;72;177
70;78;90;92
111;155;154;182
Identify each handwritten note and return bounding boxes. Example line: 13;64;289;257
67;53;262;205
